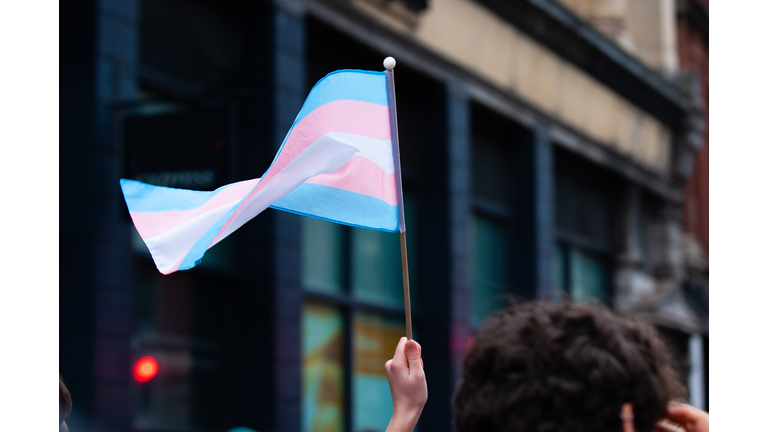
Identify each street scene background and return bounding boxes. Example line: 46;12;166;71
59;0;709;431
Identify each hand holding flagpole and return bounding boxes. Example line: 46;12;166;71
384;56;413;341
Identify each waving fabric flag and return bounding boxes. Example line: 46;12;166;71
121;69;402;275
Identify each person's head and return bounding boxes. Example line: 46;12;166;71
453;300;683;432
60;376;72;429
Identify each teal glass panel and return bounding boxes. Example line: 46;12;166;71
351;192;417;309
302;302;345;432
553;244;567;293
302;217;344;294
353;312;406;432
351;228;401;307
571;248;608;304
470;214;508;328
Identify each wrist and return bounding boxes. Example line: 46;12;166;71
386;406;423;432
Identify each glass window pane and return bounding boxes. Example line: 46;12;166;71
350;192;418;310
553;244;567;293
470;215;508;328
353;312;405;432
571;248;608;304
403;192;418;311
351;228;402;308
302;302;345;432
302;217;344;294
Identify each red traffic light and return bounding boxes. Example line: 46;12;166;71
134;356;158;382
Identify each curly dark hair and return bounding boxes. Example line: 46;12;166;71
453;300;683;432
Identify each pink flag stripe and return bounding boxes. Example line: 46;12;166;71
210;133;391;245
213;100;390;243
255;100;390;193
128;179;260;239
304;156;397;206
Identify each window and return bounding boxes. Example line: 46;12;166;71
469;214;509;327
572;246;609;303
352;228;403;309
302;217;344;294
469;102;522;327
553;244;610;303
554;148;616;305
638;191;663;275
301;193;418;432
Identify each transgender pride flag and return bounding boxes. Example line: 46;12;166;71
121;69;405;274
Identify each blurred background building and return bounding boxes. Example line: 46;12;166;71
60;0;708;431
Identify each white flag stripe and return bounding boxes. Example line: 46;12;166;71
144;199;245;273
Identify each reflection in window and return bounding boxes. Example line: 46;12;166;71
470;214;508;327
302;217;344;294
352;312;405;432
302;302;345;432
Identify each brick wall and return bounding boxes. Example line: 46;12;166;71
678;15;709;251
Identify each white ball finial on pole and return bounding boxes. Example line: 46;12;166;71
383;56;396;70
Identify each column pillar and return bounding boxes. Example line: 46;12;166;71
446;82;472;398
614;183;645;312
272;2;306;431
230;2;304;431
60;0;140;431
532;124;556;300
688;334;706;410
509;122;555;300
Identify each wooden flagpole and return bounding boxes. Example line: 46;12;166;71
399;232;413;340
384;56;413;340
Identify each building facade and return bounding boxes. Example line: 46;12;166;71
60;0;708;431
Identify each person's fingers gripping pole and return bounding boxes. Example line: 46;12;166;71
384;337;428;432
